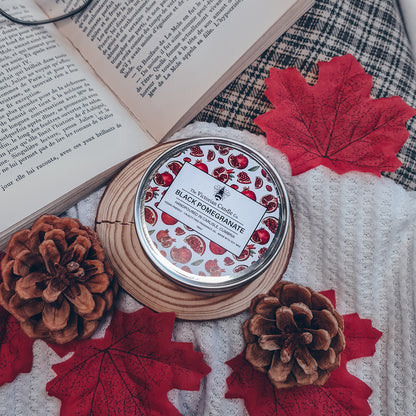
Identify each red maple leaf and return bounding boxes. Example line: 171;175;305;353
46;307;211;416
0;252;35;385
225;290;382;416
255;54;416;176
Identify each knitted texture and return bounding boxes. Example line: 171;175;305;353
1;122;415;415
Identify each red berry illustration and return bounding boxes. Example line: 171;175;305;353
254;177;263;189
209;241;226;255
183;157;191;163
161;212;178;225
262;216;279;233
170;246;192;263
230;184;238;190
204;259;225;276
212;166;234;183
251;228;270;245
145;186;159;202
184;234;206;255
228;154;249;169
241;187;256;201
156;229;176;248
260;194;278;213
190;146;204;157
237;171;251;184
207;149;215;161
194;160;208;173
181;266;192;273
167;160;183;175
218;157;224;164
144;206;158;226
153;171;173;187
266;185;272;192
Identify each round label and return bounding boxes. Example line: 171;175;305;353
136;138;289;292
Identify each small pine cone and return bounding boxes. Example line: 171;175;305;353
0;215;118;344
243;281;345;388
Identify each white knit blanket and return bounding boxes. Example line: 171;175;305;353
1;122;415;416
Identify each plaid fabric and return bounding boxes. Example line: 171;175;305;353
193;0;416;190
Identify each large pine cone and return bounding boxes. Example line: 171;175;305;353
243;281;345;388
0;215;118;344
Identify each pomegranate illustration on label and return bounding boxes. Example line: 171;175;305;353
167;160;183;175
212;166;234;183
224;256;235;266
260;194;278;212
241;187;256;201
214;145;231;155
262;217;279;233
234;244;256;261
228;153;249;169
233;265;248;273
161;212;178;225
258;247;267;258
194;160;208;172
207;150;215;161
190;146;204;157
175;227;185;235
144;206;158;225
205;259;225;276
251;228;270;245
237;171;251;184
145;186;159;202
209;241;227;255
170;246;192;264
156;229;176;248
154;171;173;187
254;177;263;189
185;234;206;255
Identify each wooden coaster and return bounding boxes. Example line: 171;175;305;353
96;142;294;320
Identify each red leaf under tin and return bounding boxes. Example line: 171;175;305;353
46;307;211;416
226;290;382;416
255;54;416;176
0;252;35;386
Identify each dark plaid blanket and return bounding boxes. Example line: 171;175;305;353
194;0;416;190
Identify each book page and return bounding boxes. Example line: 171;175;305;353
0;5;155;242
55;0;304;141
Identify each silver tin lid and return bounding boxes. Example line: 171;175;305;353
134;137;290;293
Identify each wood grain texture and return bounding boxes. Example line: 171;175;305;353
96;142;294;320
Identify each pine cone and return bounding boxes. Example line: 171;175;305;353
0;215;118;344
243;281;345;388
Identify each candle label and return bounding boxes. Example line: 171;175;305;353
143;143;281;278
158;162;266;257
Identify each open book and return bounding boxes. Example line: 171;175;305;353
0;0;314;249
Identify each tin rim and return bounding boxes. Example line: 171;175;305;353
134;136;290;292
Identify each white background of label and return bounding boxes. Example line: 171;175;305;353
157;163;266;256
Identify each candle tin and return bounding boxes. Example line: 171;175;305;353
134;137;290;293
